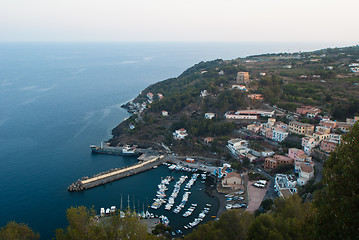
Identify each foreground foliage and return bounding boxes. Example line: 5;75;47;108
55;206;156;240
0;221;39;240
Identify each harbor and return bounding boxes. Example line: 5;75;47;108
95;164;219;237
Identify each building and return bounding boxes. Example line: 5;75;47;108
227;138;248;156
157;93;164;100
173;128;188;140
337;122;352;133
302;137;319;156
161;111;168;117
288;121;315;135
288;148;305;160
264;155;294;169
225;112;257;120
307;108;321;118
247;94;263;100
272;129;289;142
203;137;214;143
319;120;337;129
246;123;261;133
315;125;331;134
320;139;339;153
146;92;154;100
275;174;297;198
200;90;208;98
232;85;247;91
221;172;242;190
296;106;314;115
297;165;314;186
236;72;250;84
204;113;215;119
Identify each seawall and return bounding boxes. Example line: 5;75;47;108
68;154;164;191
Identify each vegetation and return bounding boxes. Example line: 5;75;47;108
55;206;156;240
0;222;39;240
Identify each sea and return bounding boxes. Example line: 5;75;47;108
0;42;341;239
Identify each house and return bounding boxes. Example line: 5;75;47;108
204;113;216;119
302;137;319;156
162;111;169;117
275;121;289;132
157;93;164;100
329;133;341;143
260;72;266;76
297;165;314;186
219;70;224;75
173;128;188;140
320;139;338;153
346;116;359;125
232;85;247;91
221;172;242;190
315;126;331;134
288;121;315;135
307;108;321;118
275;174;297;198
337;122;352;133
236;72;250;84
146;92;154;100
319;120;337;129
264;155;294;170
296;106;314;115
246;123;261;133
203;137;213;143
272;129;288;142
313;132;330;142
200;90;208;98
288;148;306;160
227;138;248;156
247;94;264;100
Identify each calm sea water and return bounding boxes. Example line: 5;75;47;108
0;42;336;239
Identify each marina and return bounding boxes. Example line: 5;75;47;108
96;164;218;236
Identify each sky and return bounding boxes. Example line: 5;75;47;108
0;0;358;43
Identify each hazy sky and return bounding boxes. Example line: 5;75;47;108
0;0;358;43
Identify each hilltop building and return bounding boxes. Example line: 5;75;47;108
236;72;250;84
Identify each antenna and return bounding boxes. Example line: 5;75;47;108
120;194;123;210
127;195;130;209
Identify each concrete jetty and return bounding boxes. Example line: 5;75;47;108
68;154;164;192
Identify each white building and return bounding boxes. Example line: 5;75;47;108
162;111;169;117
173;128;188;140
204;113;215;119
275;174;297;198
227;138;249;156
297;165;314;186
272;129;288;142
200;90;208;98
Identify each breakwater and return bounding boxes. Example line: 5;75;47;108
68;154;165;191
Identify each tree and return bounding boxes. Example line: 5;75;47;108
247;194;315;240
56;206;155;240
0;221;39;240
314;122;359;239
185;210;254;240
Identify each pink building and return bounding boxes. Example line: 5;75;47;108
288;148;306;160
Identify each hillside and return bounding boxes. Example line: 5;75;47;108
109;45;359;156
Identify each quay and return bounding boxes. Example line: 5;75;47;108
68;154;164;192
